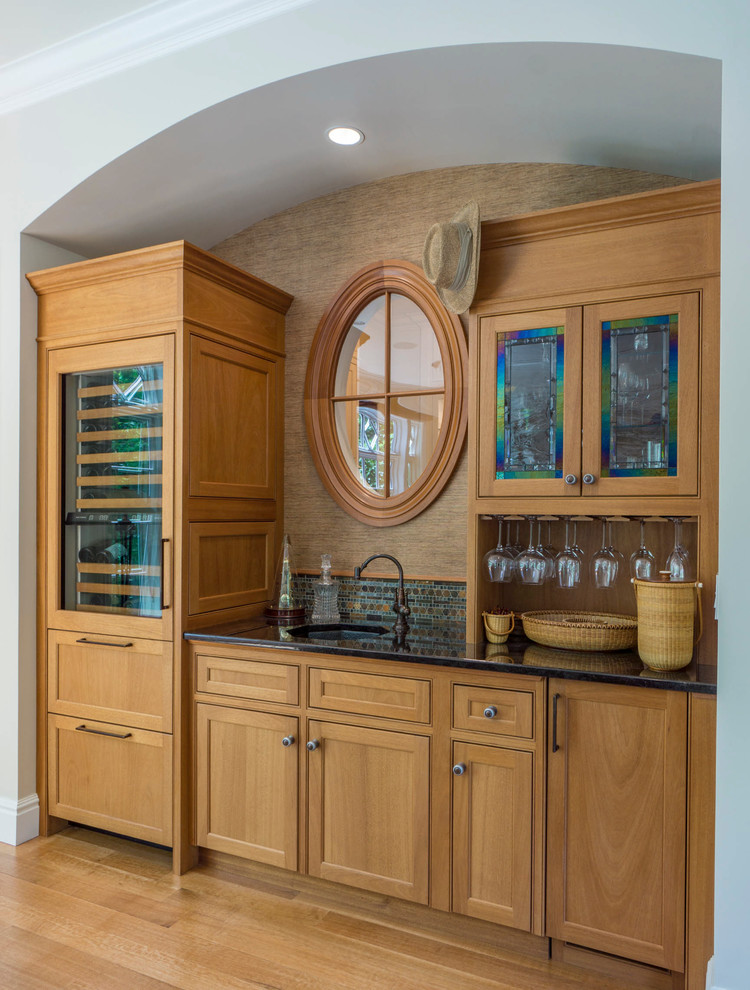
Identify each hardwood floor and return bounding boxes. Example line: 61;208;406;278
0;827;648;990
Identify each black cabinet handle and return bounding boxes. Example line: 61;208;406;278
76;638;133;648
75;724;132;740
160;538;170;609
552;693;561;753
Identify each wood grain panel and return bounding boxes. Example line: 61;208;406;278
195;704;298;869
47;713;172;845
452;684;534;739
188;335;277;499
546;681;687;971
452;741;533;930
47;631;172;732
308;667;431;723
195;653;299;705
307;719;430;903
187;520;275;614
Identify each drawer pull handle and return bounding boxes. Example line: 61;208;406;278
483;705;498;719
452;763;466;776
75;724;132;740
282;735;295;747
75;639;134;648
306;739;320;751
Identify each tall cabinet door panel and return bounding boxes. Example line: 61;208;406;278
478;308;582;497
546;681;687;970
45;335;175;640
307;720;430;904
195;704;298;870
452;741;533;931
581;293;700;497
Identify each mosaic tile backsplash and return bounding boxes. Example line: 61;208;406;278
294;573;466;625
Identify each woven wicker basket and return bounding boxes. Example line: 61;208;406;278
521;610;638;652
632;578;703;670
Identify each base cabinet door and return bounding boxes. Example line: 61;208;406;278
307;720;430;904
546;681;687;971
452;741;533;931
195;704;298;870
48;713;172;845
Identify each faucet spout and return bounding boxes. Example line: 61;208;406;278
354;553;411;638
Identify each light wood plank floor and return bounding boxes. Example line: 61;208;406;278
0;827;644;989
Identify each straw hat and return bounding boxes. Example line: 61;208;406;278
422;201;481;314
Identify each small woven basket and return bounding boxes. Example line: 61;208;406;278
632;578;703;670
521;610;638;652
482;611;515;644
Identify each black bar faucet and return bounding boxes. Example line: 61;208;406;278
354;553;411;639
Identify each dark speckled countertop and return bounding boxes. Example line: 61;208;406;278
185;620;717;694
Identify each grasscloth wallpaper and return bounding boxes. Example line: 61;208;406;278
212;163;690;580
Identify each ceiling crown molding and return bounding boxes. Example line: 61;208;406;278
0;0;314;115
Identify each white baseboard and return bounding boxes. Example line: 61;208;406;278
0;793;40;845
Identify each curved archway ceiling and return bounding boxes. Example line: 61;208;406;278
26;42;721;257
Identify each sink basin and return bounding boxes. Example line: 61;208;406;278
287;622;390;641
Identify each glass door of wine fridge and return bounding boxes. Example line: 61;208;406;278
47;336;174;638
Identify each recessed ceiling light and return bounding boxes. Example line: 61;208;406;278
326;126;365;146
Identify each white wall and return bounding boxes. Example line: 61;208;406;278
1;1;747;986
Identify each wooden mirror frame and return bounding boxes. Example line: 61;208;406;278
305;259;468;526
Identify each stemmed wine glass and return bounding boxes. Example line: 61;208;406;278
482;516;516;583
591;518;619;589
570;518;585;562
541;519;557;582
555;517;582;589
666;517;690;580
630;518;655;579
517;516;547;585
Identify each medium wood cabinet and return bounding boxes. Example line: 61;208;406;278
195;703;299;869
477;291;700;499
29;242;292;867
307;718;431;904
546;679;687;971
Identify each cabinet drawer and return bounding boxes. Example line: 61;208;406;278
48;630;172;731
309;668;430;723
195;654;299;706
453;684;534;739
47;713;172;846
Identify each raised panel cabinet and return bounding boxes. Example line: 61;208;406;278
195;704;298;869
307;719;430;904
546;680;687;971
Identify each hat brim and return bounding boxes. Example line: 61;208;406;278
436;201;481;315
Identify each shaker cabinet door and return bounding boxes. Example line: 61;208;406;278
546;680;687;970
477;308;583;497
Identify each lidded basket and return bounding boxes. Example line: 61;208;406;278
632;577;703;671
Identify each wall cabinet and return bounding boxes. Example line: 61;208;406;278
546;680;687;971
29;242;292;867
477;292;700;499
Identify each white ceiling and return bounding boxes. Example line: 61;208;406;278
19;36;721;257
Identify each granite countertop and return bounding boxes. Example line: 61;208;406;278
186;619;717;694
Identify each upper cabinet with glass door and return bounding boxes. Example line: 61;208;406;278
477;294;699;498
46;335;174;639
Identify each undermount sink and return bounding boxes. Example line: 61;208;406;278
286;623;390;640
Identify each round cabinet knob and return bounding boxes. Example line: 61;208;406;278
582;473;596;485
483;705;498;719
281;735;295;747
564;474;578;486
306;739;320;751
452;763;467;776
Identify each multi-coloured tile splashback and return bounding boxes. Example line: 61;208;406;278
294;573;466;625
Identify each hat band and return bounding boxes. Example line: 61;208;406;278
448;224;473;292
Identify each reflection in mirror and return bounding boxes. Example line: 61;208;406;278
334;398;387;496
390;394;444;495
334;296;386;396
390;294;444;392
